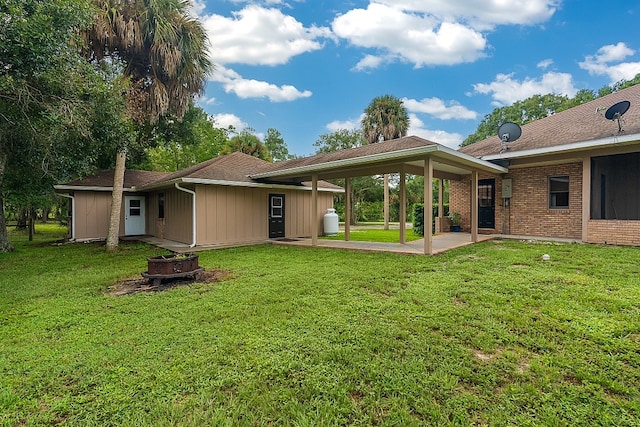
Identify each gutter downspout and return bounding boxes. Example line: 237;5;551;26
58;193;76;241
175;182;197;248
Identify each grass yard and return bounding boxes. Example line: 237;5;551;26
1;224;639;426
321;228;422;243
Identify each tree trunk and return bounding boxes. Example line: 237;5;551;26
106;149;126;252
16;209;27;229
0;151;14;252
383;173;389;230
28;208;35;241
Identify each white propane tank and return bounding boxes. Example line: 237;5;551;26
323;208;339;236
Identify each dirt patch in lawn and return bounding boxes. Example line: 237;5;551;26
109;269;230;296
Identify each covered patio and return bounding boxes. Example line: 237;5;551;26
131;231;494;255
272;231;494;255
251;136;508;254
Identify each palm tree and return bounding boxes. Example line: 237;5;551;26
361;95;410;229
83;0;212;251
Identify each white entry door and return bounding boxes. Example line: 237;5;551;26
124;196;146;235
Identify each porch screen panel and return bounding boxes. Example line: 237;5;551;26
591;152;640;220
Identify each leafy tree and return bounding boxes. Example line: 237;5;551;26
361;95;410;229
264;128;295;161
0;0;116;252
314;129;383;224
314;129;365;153
138;103;229;171
83;0;212;251
462;93;571;146
462;74;640;147
221;128;271;161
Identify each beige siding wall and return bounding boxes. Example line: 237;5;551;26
196;185;267;245
195;185;334;245
73;191;143;240
73;192;112;240
163;188;193;244
146;192;159;237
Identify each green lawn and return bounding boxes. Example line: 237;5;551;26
1;224;639;426
321;228;422;243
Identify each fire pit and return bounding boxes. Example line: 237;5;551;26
142;253;203;286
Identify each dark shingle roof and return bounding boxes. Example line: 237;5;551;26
59;152;342;191
460;84;640;158
257;135;437;174
62;170;169;188
161;151;270;183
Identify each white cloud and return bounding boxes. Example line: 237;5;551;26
210;65;312;102
197;95;217;105
374;0;557;29
403;97;477;120
579;42;640;83
211;113;247;130
353;54;386;72
408;115;463;149
537;58;553;69
201;5;332;66
473;72;578;106
188;0;206;16
332;3;487;68
326;116;364;132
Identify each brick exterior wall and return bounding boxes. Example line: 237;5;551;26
587;220;640;246
450;162;583;239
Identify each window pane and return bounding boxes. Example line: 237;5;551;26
550;177;569;192
549;176;569;208
130;199;141;208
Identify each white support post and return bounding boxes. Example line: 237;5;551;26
400;170;406;244
344;178;351;241
471;171;478;243
424;157;433;255
312;175;318;246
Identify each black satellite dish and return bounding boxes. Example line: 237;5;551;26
497;122;522;152
604;100;630;133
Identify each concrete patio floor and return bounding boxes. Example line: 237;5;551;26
133;232;494;255
271;232;493;255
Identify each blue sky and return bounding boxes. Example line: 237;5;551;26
192;0;640;156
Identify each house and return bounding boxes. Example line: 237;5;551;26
55;152;341;247
450;83;640;246
56;138;509;254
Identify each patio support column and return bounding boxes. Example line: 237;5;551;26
344;177;351;241
582;155;591;243
471;171;478;243
399;169;406;244
437;178;444;234
424;156;433;255
312;174;318;246
384;174;390;230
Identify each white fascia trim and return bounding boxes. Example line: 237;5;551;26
435;144;509;173
53;185;137;192
250;144;506;178
481;132;640;161
180;178;345;193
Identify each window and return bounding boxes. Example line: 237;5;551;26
158;193;165;219
549;176;569;209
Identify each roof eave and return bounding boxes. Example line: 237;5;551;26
480;132;640;161
139;177;344;193
251;144;507;179
54;185;137;192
